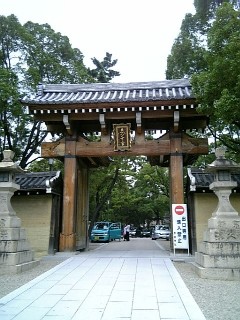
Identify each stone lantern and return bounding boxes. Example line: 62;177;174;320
0;150;39;274
0;150;24;219
194;147;240;280
207;146;240;218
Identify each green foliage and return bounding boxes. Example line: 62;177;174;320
0;66;37;163
166;0;240;80
0;14;26;69
0;14;120;168
89;157;170;227
27;158;63;172
194;0;240;23
22;22;93;88
192;3;240;155
166;14;207;79
89;52;120;83
167;2;240;160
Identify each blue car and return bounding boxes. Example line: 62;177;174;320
90;221;122;242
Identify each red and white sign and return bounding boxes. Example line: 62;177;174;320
174;205;185;215
172;204;189;251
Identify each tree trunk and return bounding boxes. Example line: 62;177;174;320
88;167;119;237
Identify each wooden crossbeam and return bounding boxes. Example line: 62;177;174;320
41;135;208;158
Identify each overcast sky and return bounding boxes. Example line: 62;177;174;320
0;0;195;83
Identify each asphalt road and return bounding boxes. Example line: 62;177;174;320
88;236;171;257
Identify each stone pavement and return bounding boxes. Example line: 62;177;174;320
0;238;206;320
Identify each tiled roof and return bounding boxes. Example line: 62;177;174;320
22;79;194;106
15;171;62;195
187;168;240;192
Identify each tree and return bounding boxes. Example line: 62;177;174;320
22;21;93;88
89;52;120;83
194;0;240;22
88;162;120;236
166;13;207;79
89;157;170;228
0;15;47;165
27;158;63;172
166;1;240;162
166;0;239;80
192;3;240;157
89;157;134;224
132;162;170;225
0;15;120;167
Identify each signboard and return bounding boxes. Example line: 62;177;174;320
113;123;131;151
172;204;189;253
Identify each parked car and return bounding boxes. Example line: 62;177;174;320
140;228;152;238
90;221;121;242
151;225;171;241
135;228;142;237
129;227;142;238
129;228;137;237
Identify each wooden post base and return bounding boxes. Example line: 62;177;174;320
59;233;76;252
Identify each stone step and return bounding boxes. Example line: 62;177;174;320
0;239;31;253
0;227;27;241
0;260;39;275
0;250;35;265
0;216;21;228
199;241;240;255
208;216;240;229
203;228;240;242
192;262;240;281
195;252;240;268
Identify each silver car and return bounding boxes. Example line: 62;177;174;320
151;225;170;241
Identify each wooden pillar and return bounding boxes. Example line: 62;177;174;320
59;138;77;251
48;194;61;254
76;165;89;250
169;131;184;205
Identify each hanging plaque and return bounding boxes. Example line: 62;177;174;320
113;123;131;151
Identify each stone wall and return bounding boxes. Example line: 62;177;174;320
11;194;52;258
193;192;240;251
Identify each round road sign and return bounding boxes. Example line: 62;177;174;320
174;205;185;215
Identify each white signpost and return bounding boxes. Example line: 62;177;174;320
172;204;189;255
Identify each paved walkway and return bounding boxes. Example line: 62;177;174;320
0;238;206;320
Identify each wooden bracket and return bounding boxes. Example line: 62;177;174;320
136;112;142;134
174;111;180;132
99;114;107;135
159;155;165;164
63;115;73;135
87;157;97;166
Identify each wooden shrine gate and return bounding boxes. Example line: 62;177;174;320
22;79;208;251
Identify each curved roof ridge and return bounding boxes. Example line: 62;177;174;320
22;78;194;105
39;78;190;93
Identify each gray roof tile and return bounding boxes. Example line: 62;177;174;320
15;171;62;194
188;168;240;192
22;79;194;105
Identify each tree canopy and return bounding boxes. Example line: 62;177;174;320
166;1;240;162
192;3;240;158
88;157;170;229
89;52;120;83
0;14;120;167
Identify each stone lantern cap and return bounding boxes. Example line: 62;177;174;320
207;147;240;173
0;150;24;173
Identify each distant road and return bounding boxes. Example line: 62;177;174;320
88;237;171;258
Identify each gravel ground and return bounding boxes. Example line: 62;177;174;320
0;254;70;299
173;261;240;320
0;245;239;320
